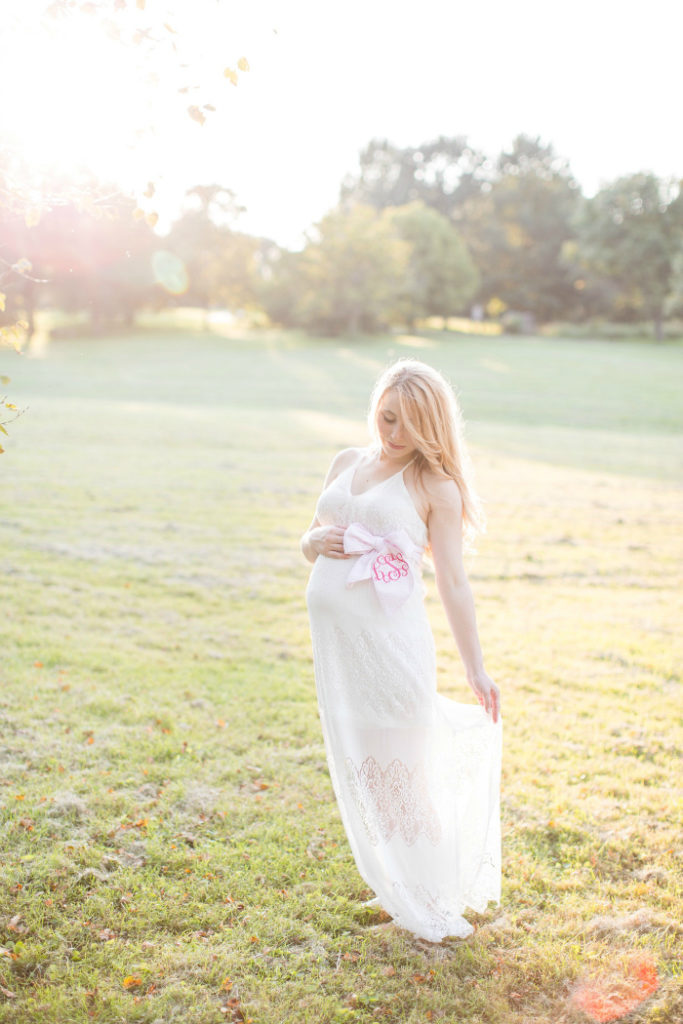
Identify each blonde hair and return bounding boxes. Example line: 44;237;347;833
369;358;484;543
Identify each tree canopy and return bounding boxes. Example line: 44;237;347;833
566;173;683;338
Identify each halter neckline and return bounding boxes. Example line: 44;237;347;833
348;455;415;499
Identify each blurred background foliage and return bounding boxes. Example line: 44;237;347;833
2;134;682;343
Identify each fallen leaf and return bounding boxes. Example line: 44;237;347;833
122;975;142;989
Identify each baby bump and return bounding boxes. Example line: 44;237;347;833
306;554;375;623
307;553;426;624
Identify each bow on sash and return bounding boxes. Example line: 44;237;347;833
343;522;420;613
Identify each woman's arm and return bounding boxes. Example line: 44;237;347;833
426;475;500;722
300;448;358;563
300;515;349;563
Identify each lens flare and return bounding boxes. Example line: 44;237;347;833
572;955;659;1023
152;250;188;295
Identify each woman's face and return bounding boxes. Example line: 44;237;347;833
377;389;415;461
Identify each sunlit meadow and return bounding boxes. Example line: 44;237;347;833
1;326;681;1023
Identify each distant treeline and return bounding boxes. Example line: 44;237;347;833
2;135;683;338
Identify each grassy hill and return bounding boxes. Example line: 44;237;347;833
1;328;681;1023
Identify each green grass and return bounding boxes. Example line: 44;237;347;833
1;327;682;1023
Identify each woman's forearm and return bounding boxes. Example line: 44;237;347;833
436;575;486;680
300;530;319;563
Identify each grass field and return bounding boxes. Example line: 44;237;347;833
1;328;681;1024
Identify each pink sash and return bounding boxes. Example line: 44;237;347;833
343;522;420;613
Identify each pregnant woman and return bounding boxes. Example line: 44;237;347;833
301;358;502;943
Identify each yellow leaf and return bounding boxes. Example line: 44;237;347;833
17;320;29;330
144;181;155;199
237;57;250;72
0;444;5;454
123;975;142;989
164;22;177;34
0;293;5;312
0;425;8;435
0;375;10;386
133;208;145;221
145;212;159;228
187;105;206;125
25;208;41;228
223;67;238;85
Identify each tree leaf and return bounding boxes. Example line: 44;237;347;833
145;212;159;228
0;376;10;386
132;208;145;221
187;105;206;125
237;57;250;72
0;293;5;311
223;67;238;85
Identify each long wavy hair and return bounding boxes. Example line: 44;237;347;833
368;358;484;543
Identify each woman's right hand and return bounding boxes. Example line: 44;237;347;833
307;525;349;559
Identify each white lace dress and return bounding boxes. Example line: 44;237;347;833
306;454;502;942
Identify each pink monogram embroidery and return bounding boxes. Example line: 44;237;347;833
343;522;420;612
372;551;409;584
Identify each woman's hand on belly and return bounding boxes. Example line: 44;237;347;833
307;525;350;559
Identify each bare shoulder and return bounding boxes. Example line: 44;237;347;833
324;446;363;485
420;467;463;514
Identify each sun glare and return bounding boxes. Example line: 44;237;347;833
2;13;163;193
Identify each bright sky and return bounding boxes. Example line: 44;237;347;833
3;0;682;248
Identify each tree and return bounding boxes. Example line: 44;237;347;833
568;173;683;338
165;186;260;312
460;135;580;322
1;0;249;449
0;180;159;333
387;202;479;326
664;244;683;318
273;205;409;335
341;136;487;218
